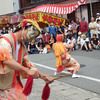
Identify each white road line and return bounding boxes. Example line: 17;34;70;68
32;62;100;83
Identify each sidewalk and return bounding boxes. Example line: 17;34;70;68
22;79;100;100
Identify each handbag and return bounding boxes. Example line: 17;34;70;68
72;29;77;34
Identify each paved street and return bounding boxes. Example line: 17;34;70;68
23;50;100;100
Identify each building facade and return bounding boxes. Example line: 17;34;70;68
19;0;100;23
0;0;20;16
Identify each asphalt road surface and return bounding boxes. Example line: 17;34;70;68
28;50;100;94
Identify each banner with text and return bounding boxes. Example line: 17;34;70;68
24;12;65;27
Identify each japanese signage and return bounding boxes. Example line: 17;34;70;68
24;12;65;27
0;16;10;24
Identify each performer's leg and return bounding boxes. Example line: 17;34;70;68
65;57;80;78
84;43;88;51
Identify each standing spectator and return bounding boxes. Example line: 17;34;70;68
49;33;56;48
59;22;65;35
89;17;97;38
64;25;68;42
97;19;100;40
6;23;10;30
79;17;88;37
71;20;77;41
76;17;80;36
96;13;100;22
1;27;8;35
91;34;100;50
49;21;57;38
28;39;39;54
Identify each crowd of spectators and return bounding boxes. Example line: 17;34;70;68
0;13;100;54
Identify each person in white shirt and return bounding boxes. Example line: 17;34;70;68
97;19;100;40
80;35;92;52
96;13;100;22
89;17;97;38
77;32;82;50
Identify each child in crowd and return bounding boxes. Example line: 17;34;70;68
37;38;50;54
67;35;76;50
77;32;83;50
91;34;100;50
45;42;51;53
80;35;92;52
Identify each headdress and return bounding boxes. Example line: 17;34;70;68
17;19;41;41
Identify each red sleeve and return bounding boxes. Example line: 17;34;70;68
79;22;81;32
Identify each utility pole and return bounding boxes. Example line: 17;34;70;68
90;0;93;17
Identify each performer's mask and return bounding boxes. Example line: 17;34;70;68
27;26;40;42
17;19;41;42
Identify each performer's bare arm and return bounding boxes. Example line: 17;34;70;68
3;59;53;84
63;42;74;49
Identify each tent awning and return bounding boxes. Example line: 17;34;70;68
31;0;87;14
24;12;66;27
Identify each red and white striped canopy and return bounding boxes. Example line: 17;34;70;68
31;0;87;14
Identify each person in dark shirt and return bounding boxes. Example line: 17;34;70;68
28;39;39;54
91;34;100;50
59;22;65;35
65;30;71;42
76;17;80;36
1;27;8;35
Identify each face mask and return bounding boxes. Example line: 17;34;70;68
27;26;39;42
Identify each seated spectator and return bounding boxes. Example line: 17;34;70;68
65;30;71;42
49;33;56;48
45;42;51;53
80;35;92;52
8;27;12;33
28;39;38;54
36;34;44;43
67;35;76;50
12;24;16;32
1;27;8;35
37;38;45;54
91;34;100;50
77;32;82;50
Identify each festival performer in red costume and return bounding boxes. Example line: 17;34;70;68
0;19;53;99
53;34;80;78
